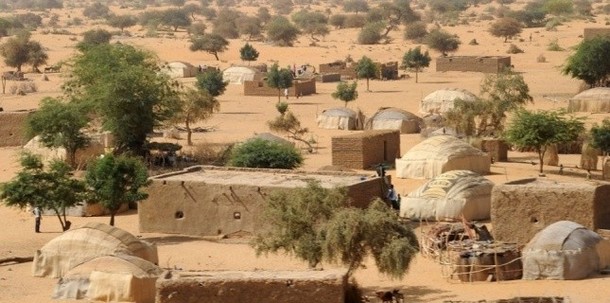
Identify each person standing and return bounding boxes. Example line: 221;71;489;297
33;206;42;233
387;184;399;210
284;88;289;100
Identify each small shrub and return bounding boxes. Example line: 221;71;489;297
545;18;561;31
537;53;546;63
228;138;303;169
469;38;479;45
506;43;524;54
546;39;564;51
357;22;383;45
403;21;428;42
478;13;494;21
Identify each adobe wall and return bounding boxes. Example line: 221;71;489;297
583;28;610;40
332;130;400;170
316;73;341;83
243;78;316;97
491;178;610;245
481;138;508;162
436;56;511;73
139;166;385;236
0;110;34;147
156;269;348;303
319;61;357;79
376;61;399;80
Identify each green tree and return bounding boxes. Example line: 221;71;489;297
188;22;207;37
504;109;584;173
589;119;610;178
444;99;490;137
543;0;573;16
329;14;347;29
343;0;369;13
85;154;150;226
266;63;294;103
479;68;533;134
378;0;420;39
1;153;86;231
27;98;90;168
83;2;111;19
357;22;384;44
212;8;241;39
77;29;112;51
403;21;428;42
331;81;358;107
64;43;180;156
268;102;315;152
195;68;228;97
291;10;329;42
0;31;47;72
425;28;461;56
239;43;259;65
252;181;419;278
161;8;192;31
401;46;431;83
257;7;272;25
507;2;547;28
266;16;300;46
355;56;377;92
107;14;138;33
271;0;294;15
489;17;523;42
562;36;610;88
189;33;229;61
237;16;262;41
228;138;303;169
173;87;220;146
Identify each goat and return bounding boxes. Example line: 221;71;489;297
375;289;404;303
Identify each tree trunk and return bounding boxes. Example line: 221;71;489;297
186;119;192;146
52;208;67;231
415;69;419;83
110;211;116;226
538;147;545;174
366;78;370;91
213;52;219;61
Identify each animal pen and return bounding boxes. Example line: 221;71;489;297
418;221;522;283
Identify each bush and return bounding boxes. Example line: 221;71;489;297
190;142;233;165
537;53;546;63
329;14;346;28
403;21;427;42
343;14;366;28
547;39;564;51
357;22;383;44
506;43;524;54
469;38;479;45
228;138;303;169
545;18;562;31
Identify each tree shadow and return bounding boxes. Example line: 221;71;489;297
359;284;456;303
419;81;453;84
219;111;261;115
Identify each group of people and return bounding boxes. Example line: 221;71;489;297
376;163;401;211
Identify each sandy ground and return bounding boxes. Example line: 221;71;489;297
2;2;610;302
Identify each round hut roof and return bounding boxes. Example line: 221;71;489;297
64;254;163;279
421;88;477;115
400;135;486;160
571;87;610;102
319;107;358;117
368;107;420;121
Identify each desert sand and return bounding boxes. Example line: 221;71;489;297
1;2;610;302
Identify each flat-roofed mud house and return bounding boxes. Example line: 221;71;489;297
331;130;400;170
243;78;316;97
139;166;385;237
436;56;511;73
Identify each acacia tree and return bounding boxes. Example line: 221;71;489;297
425;28;461;56
291;10;329;42
173;87;220;145
190;33;229;61
64;43;180;156
77;29;112;51
266;63;293;103
85;154;150;227
377;0;420;40
107;14;138;33
355;56;377;92
27;98;90;168
504;109;584;173
195;68;228;97
237;16;262;41
489;17;523;42
161;8;192;31
268;102;315;152
563;36;610;88
331;81;358;107
252;180;419;278
239;43;259;65
266;16;300;46
0;31;47;72
590;119;610;178
1;153;86;231
401;46;431;83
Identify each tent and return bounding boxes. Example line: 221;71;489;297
316;107;364;130
400;170;493;221
364;107;422;134
395;135;490;179
161;61;198;79
420;88;477;115
568;87;610;113
222;66;259;84
33;222;158;278
53;254;163;303
522;221;610;280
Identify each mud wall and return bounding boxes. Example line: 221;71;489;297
332;130;400;170
243;78;316;97
156;270;348;303
0;110;34;147
491;178;610;245
436;56;511;73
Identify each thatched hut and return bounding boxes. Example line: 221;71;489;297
420;88;477;115
364;107;421;134
568;87;610;113
395;135;490;179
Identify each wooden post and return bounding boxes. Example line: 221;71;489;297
1;75;6;94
